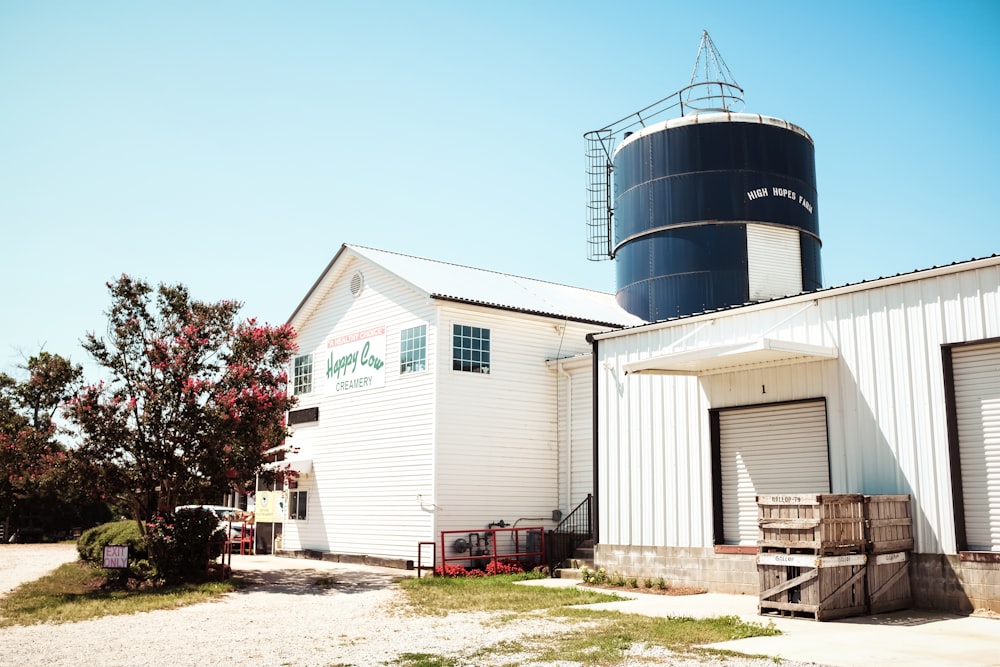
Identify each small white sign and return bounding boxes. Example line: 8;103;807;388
875;551;908;565
103;545;129;569
758;553;818;568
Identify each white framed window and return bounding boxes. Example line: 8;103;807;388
287;478;307;521
452;324;490;373
400;325;427;374
293;354;313;395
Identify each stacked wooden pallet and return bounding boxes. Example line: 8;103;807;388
756;493;914;621
865;494;913;614
756;494;868;621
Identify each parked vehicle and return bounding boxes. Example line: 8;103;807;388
175;505;252;540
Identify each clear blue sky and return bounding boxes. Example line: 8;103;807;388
2;1;998;375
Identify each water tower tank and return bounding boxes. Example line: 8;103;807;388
612;112;821;321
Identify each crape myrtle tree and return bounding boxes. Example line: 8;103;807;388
0;352;83;537
65;275;298;530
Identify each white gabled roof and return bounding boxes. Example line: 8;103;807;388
290;244;646;330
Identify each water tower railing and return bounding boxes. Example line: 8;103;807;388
584;81;744;260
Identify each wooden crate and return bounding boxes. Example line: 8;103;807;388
867;550;911;614
758;552;868;621
757;494;866;555
864;495;913;554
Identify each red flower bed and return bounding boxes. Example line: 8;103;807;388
433;559;526;577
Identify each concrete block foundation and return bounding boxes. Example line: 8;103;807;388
594;544;1000;614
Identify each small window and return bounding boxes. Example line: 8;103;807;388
452;324;490;374
293;354;313;395
288;479;307;520
400;325;427;374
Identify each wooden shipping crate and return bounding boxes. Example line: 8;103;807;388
867;550;911;614
864;494;914;554
757;552;868;621
757;494;866;554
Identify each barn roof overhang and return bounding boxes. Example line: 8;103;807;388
622;337;839;376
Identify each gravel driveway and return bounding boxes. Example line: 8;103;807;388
0;544;818;667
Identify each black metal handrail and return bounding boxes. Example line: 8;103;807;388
546;494;593;574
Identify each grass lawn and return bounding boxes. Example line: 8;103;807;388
398;573;780;666
0;560;239;627
2;563;779;666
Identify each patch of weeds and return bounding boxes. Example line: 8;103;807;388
313;576;337;589
391;653;457;667
470;639;528;657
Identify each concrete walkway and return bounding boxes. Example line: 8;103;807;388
519;578;1000;667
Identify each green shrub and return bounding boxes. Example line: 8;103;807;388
76;520;149;583
144;508;225;583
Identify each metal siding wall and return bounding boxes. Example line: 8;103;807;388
596;262;1000;555
597;343;710;548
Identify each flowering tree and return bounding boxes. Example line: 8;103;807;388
0;352;83;537
65;275;297;527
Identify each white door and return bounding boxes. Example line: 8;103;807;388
719;400;830;545
953;342;1000;552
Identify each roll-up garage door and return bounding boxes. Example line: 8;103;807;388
747;223;803;301
720;400;830;545
953;342;1000;552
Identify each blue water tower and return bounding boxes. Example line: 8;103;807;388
585;32;821;322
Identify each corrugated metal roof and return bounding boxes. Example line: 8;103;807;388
291;244;646;329
592;254;1000;339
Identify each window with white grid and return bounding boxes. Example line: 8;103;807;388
452;324;490;374
400;325;427;374
293;354;313;395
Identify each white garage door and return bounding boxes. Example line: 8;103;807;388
720;400;830;545
953;342;1000;552
747;223;803;302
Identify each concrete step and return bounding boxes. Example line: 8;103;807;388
554;567;584;580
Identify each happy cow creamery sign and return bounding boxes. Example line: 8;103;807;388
325;326;386;394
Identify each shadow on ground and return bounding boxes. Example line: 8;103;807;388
231;563;404;596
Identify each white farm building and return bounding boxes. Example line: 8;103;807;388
590;255;1000;613
274;244;641;569
270;243;1000;614
265;90;999;613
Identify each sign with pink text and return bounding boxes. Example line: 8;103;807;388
324;326;386;394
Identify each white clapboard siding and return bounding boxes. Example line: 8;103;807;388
434;305;597;549
553;355;594;515
285;252;606;563
281;255;437;560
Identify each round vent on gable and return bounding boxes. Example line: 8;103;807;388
349;272;364;297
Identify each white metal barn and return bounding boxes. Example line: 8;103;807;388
278;244;642;569
590;255;1000;613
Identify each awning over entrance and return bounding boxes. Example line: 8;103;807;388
264;458;313;474
622;337;839;376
